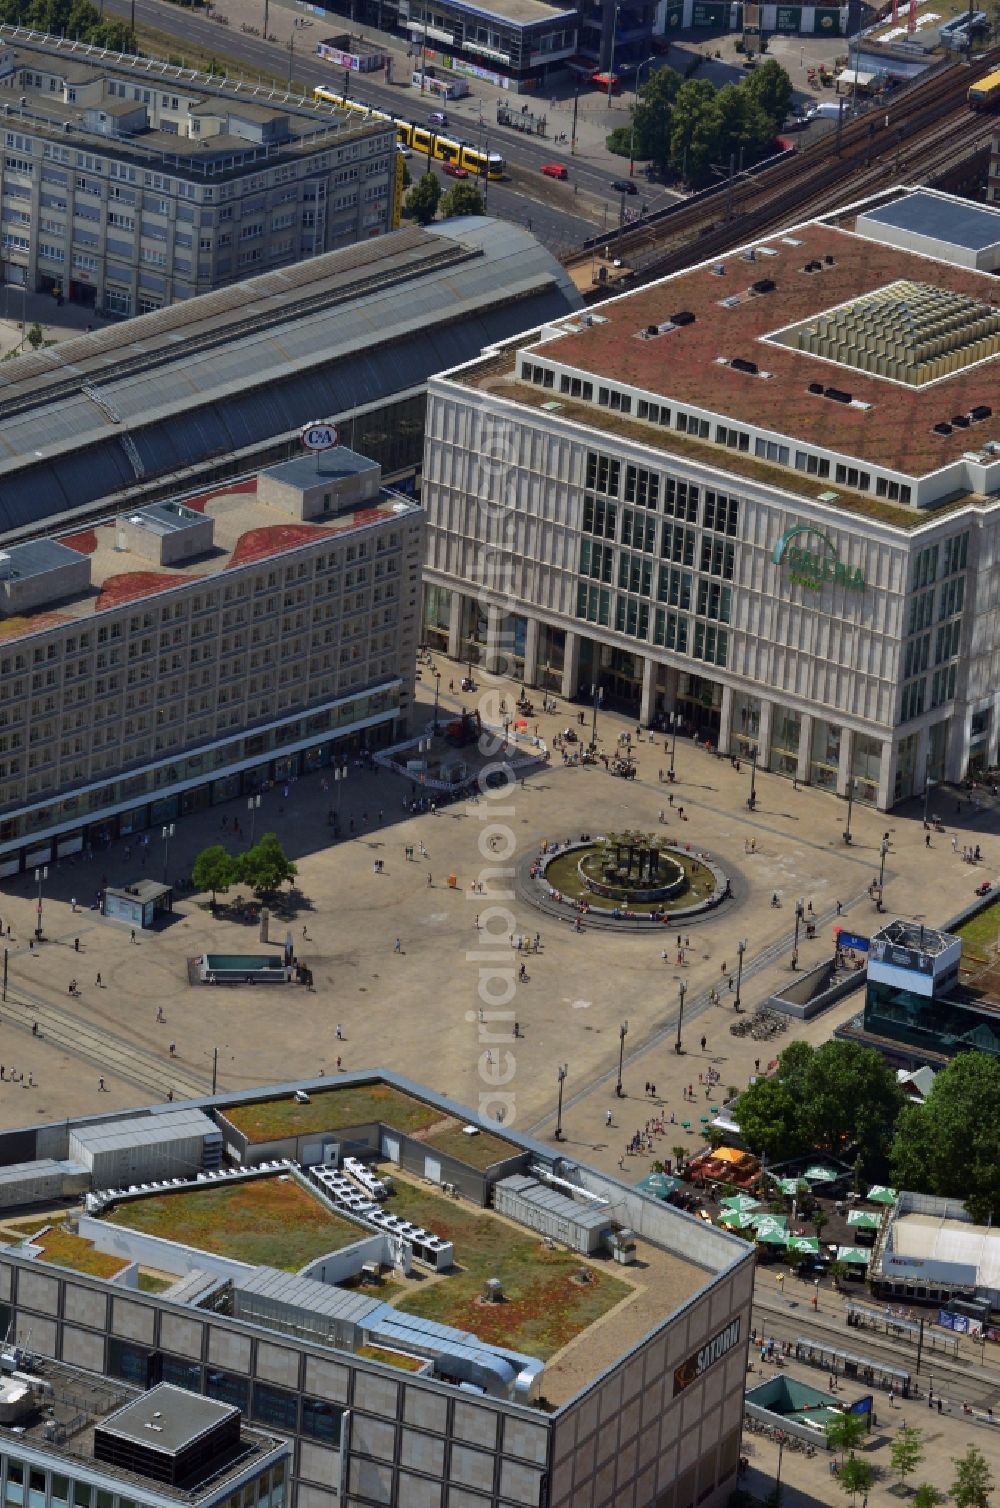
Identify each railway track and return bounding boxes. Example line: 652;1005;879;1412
568;48;1000;286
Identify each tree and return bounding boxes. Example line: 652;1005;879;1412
825;1411;867;1463
952;1445;994;1508
913;1486;946;1508
26;321;43;351
797;1040;903;1169
191;844;239;908
669;78;719;184
813;1209;829;1242
439;181;484;218
733;1075;800;1161
625;64;680;172
405;172;441;225
838;1455;875;1507
892;1053;1000;1222
238;832;297;898
744;58;794;128
891;1425;925;1492
712;83;773;169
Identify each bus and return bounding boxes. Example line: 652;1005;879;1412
969;68;1000;109
313;85;506;179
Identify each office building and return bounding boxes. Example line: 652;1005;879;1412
0;29;398;315
0;1367;288;1508
0;218;580;541
0;446;421;874
0;1071;754;1508
421;188;1000;810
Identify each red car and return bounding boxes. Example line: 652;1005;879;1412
443;163;469;178
541;162;568;180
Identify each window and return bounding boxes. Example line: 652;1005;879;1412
582;495;617;539
834;463;871;490
618;552;652;596
913;543;939;588
714;424;750;452
579;539;613;582
585;452;621;496
700;537;735;580
108;1338;151;1386
159;1355;201;1389
653;608;688;653
675;411;710;438
205;1369;249;1410
692;622;729;667
903;635;929;680
576;583;610;625
624;463;659;508
301;1397;343;1446
621;508;655;553
930;664;957;708
938;576;965;621
661;523;696;568
697;580;731;623
615;596;650;639
908;589;934;635
703;489;738;536
942;531;969;576
934;619;961;665
754;437;790;465
657;566;692;610
664;478;698;521
253;1382;299;1431
900;678;926;722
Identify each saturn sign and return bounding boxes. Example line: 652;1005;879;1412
301;421;340;452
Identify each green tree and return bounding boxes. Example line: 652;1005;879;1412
913;1486;947;1508
825;1411;867;1463
838;1455;875;1507
439;181;484;218
891;1425;925;1491
191;844;239;908
744;58;794;128
712;82;773;169
891;1053;1000;1222
669;78;719;184
238;832;297;898
624;64;680;172
25;321;43;351
952;1445;994;1508
733;1075;800;1161
796;1040;903;1170
812;1209;828;1241
405;172;441;225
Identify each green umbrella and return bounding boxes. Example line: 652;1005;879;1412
788;1236;821;1254
710;1105;720;1113
700;1115;710;1124
751;1214;788;1235
718;1210;753;1229
773;1176;809;1195
848;1209;882;1229
803;1164;841;1183
756;1227;789;1245
866;1185;898;1205
681;1120;692;1130
837;1245;871;1266
637;1173;681;1199
720;1194;761;1214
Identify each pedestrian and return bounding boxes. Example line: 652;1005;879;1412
336;1055;342;1071
303;925;308;939
95;972;103;987
700;1034;707;1052
925;832;931;847
394;937;401;953
754;1058;760;1072
835;899;842;915
427;873;432;886
130;928;136;944
606;1109;613;1126
336;1024;344;1040
98;1076;106;1092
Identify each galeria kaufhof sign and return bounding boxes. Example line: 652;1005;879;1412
772;524;865;592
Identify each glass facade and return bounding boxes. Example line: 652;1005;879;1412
771;710;801;778
851;733;882;806
866;980;1000;1061
730;692;760;759
809;718;840;792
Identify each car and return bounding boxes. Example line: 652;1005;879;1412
541;162;568;180
442;162;469;178
611;178;638;195
428;110;448;125
396;143;412;157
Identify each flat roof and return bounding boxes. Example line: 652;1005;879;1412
891;1211;1000;1289
0;474;418;642
98;1384;238;1456
874;919;957;956
500;219;1000;480
859;191;1000;252
0;539;84;578
445;0;576;23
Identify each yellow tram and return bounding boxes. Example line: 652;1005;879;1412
314;86;506;179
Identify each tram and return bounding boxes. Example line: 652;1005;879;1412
314;86;506;179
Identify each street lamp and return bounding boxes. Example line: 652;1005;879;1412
555;1063;568;1140
792;897;804;970
843;776;855;846
334;765;348;821
615;1018;629;1097
606;3;620;110
34;864;47;940
161;823;175;886
433;670;441;733
923;764;933;827
735;937;748;1011
674;979;687;1054
590;682;604;746
747;745;758;812
247;794;261;846
669;710;678;779
877;835;890;908
628;55;655;177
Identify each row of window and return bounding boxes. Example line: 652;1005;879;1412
576;584;731;661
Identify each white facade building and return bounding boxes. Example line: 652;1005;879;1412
421;190;1000;809
0;30;398;316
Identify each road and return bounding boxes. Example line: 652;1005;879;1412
98;0;679;254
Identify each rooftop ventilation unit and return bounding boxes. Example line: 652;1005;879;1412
808;382;824;394
671;311;695;326
645;324;659;337
751;278;776;295
824;254;835;265
712;263;727;276
951;414;971;429
741;247;757;262
970;405;993;421
933;422;953;436
825;387;852;404
730;357;759;374
803;260;822;273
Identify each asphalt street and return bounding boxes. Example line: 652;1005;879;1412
99;0;677;252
